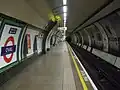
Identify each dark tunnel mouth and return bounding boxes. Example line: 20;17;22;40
66;36;71;42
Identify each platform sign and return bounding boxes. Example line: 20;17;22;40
1;36;16;63
0;24;21;69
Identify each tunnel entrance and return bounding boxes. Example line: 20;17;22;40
66;36;71;43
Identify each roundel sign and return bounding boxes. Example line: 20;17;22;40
1;36;16;63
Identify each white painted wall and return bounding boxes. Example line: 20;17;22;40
0;0;46;29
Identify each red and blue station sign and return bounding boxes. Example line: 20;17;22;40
1;36;16;63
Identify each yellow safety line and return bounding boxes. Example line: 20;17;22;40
67;44;88;90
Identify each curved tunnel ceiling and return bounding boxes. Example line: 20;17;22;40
25;0;53;22
25;0;110;32
67;0;109;32
45;0;110;32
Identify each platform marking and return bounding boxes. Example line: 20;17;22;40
67;44;88;90
81;70;88;81
68;43;98;90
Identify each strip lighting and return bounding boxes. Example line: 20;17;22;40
63;6;67;13
63;0;67;27
64;22;66;27
64;13;67;17
63;0;67;5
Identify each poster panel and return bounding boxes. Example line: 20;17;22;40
26;28;39;56
0;24;22;69
27;34;31;49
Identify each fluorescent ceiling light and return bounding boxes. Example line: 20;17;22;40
63;13;67;27
64;20;67;23
63;6;67;13
63;0;67;5
64;21;66;24
63;0;67;27
64;18;67;22
64;13;67;17
64;17;67;22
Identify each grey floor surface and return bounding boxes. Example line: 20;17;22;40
0;42;77;90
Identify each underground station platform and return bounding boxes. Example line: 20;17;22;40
0;42;96;90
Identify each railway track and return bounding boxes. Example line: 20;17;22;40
69;43;120;90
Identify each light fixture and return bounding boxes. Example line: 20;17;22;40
63;6;67;13
64;22;66;27
64;18;66;22
63;0;67;5
64;20;66;23
64;13;67;17
63;0;67;27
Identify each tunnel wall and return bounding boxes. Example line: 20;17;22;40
71;9;120;69
0;1;61;85
77;0;120;31
45;26;58;51
0;12;45;78
46;27;63;49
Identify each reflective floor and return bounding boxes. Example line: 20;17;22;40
0;42;77;90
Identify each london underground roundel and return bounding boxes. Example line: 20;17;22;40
1;36;16;63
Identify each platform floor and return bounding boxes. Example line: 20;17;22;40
0;42;77;90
